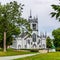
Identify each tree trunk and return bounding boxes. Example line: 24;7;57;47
3;32;6;52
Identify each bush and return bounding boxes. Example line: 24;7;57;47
56;48;60;51
30;49;39;52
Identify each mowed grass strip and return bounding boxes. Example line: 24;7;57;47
14;52;60;60
0;48;35;56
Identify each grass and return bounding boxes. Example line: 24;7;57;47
0;48;35;56
14;52;60;60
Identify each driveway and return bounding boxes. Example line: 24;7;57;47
0;53;39;60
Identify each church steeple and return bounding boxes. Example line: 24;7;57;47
29;10;32;18
36;15;38;20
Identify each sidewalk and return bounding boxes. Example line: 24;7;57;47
0;53;39;60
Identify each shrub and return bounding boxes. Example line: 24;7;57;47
56;48;60;51
30;49;39;52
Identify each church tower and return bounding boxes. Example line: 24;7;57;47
28;10;38;48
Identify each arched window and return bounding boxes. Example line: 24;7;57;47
33;44;36;48
39;45;41;47
28;40;30;44
31;42;32;45
43;44;45;48
18;45;21;49
32;33;36;42
25;45;27;48
37;39;40;44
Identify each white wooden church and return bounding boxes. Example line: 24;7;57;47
11;11;47;49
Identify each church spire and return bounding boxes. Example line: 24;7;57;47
36;15;38;20
29;10;32;18
45;32;47;38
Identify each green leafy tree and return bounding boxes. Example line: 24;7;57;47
46;36;52;48
0;1;31;52
50;0;60;21
52;28;60;48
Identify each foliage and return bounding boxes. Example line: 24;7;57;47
50;1;60;21
14;52;60;60
56;47;60;51
46;36;52;48
52;28;60;48
0;1;31;48
30;49;39;52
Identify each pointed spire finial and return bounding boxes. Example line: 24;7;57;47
45;32;47;38
29;10;32;18
36;15;38;20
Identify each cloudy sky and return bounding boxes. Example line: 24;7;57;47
0;0;60;38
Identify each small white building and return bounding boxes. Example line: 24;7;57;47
11;12;47;49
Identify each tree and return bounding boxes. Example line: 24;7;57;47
0;1;31;52
52;28;60;48
50;0;60;21
46;36;52;48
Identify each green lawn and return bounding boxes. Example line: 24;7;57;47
0;48;35;56
14;52;60;60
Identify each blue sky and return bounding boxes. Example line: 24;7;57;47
0;0;60;38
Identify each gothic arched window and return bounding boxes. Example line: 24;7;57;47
33;44;36;48
25;45;27;48
18;45;21;49
37;39;40;44
43;44;45;48
39;45;41;47
32;33;36;42
28;40;30;44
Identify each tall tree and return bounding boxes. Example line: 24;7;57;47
52;28;60;48
46;36;52;48
0;1;31;52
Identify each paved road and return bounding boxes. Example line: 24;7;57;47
0;53;39;60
